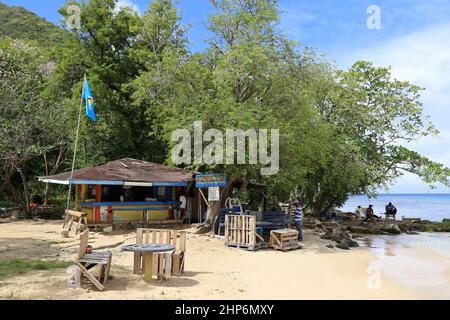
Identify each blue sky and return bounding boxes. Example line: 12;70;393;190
3;0;450;193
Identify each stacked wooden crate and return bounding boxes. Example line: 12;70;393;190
269;229;301;251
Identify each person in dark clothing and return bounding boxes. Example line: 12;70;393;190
385;202;397;216
31;194;43;205
364;204;380;221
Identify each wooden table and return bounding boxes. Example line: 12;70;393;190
122;243;175;282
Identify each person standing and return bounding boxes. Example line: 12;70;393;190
293;201;303;241
178;193;187;220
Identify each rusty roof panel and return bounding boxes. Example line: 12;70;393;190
42;158;195;183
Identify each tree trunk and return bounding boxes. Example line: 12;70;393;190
43;144;67;204
17;167;31;218
195;201;221;234
195;175;239;234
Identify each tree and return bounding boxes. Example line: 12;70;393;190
300;61;450;216
0;38;67;213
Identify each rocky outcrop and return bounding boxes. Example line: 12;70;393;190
382;223;402;235
320;227;359;250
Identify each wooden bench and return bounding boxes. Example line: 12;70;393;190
74;230;112;291
133;228;187;279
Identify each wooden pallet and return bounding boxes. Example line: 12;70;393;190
269;229;301;251
224;215;265;251
133;228;187;278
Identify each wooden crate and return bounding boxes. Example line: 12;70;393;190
269;229;300;251
225;215;265;251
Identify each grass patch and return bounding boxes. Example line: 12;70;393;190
0;259;72;280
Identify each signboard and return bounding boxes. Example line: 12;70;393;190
195;173;227;188
208;187;220;202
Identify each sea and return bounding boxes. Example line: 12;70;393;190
340;194;450;222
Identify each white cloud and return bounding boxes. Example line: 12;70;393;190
338;23;450;193
115;0;140;14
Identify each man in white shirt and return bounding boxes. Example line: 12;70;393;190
178;194;187;220
355;206;366;219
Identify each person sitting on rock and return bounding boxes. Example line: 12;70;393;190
385;202;397;217
364;205;380;222
354;205;366;219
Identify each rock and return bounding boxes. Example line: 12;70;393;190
382;223;401;235
336;242;349;250
321;228;352;243
347;225;385;235
326;244;334;249
338;238;359;248
320;230;333;240
398;224;410;233
406;231;419;235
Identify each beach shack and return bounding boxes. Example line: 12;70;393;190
38;158;195;226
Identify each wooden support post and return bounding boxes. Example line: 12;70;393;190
143;253;153;282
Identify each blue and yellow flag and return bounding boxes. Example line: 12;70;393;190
82;76;97;122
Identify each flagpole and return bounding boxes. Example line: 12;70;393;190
63;74;86;231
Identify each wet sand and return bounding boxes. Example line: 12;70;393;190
360;233;450;299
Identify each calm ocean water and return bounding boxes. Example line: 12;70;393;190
340;194;450;222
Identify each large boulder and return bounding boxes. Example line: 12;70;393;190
336;242;349;250
321;228;359;249
382;223;402;235
335;238;360;250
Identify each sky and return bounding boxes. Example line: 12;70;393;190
2;0;450;193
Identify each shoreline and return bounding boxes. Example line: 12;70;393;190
359;233;450;299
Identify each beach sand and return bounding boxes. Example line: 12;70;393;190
0;219;437;300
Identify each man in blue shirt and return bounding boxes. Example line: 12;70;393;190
293;201;303;241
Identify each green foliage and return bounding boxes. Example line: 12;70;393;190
0;2;69;48
0;259;71;280
0;0;448;219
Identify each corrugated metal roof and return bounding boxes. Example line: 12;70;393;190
40;158;195;184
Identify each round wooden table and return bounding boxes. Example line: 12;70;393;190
122;243;175;282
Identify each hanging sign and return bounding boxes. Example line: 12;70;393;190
208;187;220;202
195;173;227;188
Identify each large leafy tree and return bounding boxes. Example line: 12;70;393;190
0;38;69;213
300;61;450;215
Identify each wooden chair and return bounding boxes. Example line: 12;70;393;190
133;229;187;279
75;230;112;291
384;212;396;220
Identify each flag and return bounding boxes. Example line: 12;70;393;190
82;76;97;122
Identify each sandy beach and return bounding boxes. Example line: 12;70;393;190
2;219;444;300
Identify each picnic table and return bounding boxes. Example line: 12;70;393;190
122;243;175;282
